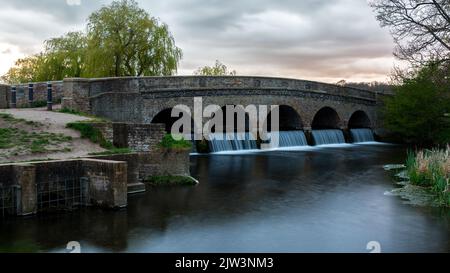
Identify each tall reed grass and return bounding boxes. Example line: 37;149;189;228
406;146;450;206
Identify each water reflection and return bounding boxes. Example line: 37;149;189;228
0;145;449;253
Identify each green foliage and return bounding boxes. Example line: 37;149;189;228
405;147;450;207
145;175;197;186
42;31;87;80
85;0;182;77
194;60;237;76
0;128;71;154
1;0;182;84
383;62;450;145
66;122;113;149
158;134;192;150
24;100;48;108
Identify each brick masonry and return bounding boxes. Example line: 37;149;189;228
60;76;387;137
90;150;190;184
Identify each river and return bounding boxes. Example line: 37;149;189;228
0;144;449;252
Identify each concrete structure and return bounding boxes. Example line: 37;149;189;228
61;76;386;138
0;148;191;216
0;159;127;215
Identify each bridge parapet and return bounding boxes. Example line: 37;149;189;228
64;76;377;102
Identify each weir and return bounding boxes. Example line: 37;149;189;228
312;129;346;145
350;128;375;143
267;131;308;148
208;132;258;152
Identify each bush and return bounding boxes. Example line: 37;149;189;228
158;134;192;150
29;100;47;108
383;62;450;145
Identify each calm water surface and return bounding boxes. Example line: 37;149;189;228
0;144;449;252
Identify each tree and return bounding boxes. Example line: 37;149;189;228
1;0;182;83
84;0;182;77
194;60;237;76
383;62;450;145
370;0;450;66
43;31;87;80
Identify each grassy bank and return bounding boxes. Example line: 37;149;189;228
0;113;72;156
406;147;450;207
66;122;112;149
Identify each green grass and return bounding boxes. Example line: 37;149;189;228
0;113;40;127
144;175;198;186
66;122;113;149
0;128;72;154
158;134;192;150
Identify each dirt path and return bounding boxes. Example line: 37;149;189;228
0;107;106;163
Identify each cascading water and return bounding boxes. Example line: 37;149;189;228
208;132;258;152
266;131;308;148
312;129;346;145
350;128;375;143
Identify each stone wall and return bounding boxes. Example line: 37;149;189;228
90;122;114;144
0;158;129;216
0;81;63;109
112;123;166;151
82;159;127;208
0;84;9;109
90;149;191;184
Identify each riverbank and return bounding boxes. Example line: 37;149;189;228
385;147;450;207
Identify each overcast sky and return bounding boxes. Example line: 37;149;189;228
0;0;398;83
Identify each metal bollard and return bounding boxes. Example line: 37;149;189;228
28;83;34;107
10;86;16;108
47;82;52;111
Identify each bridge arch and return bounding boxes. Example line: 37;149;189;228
214;105;253;133
151;107;199;134
311;107;341;129
264;105;304;131
348;110;372;129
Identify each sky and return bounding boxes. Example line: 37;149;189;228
0;0;399;83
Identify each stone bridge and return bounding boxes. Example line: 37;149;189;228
61;76;386;138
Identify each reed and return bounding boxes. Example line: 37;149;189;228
406;146;450;206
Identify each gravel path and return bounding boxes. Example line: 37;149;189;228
0;107;106;162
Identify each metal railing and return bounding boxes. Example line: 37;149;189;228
0;185;20;218
37;177;89;212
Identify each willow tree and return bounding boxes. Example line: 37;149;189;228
0;55;45;84
40;31;87;81
84;0;182;77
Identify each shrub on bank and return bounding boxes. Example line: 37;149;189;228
158;134;192;150
66;122;113;149
406;147;450;206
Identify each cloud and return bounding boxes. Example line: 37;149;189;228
0;0;397;82
66;0;81;6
